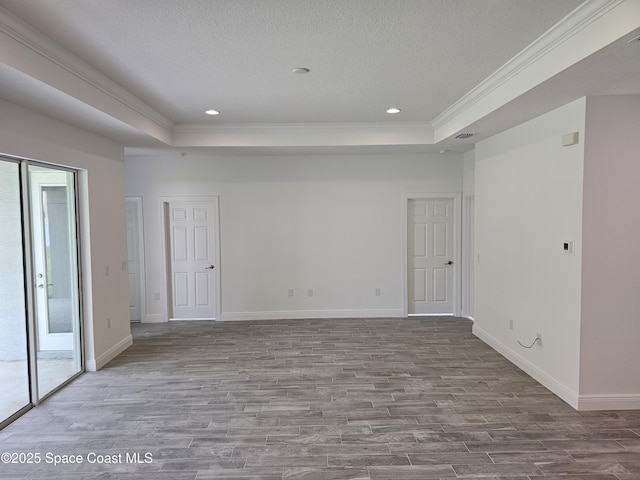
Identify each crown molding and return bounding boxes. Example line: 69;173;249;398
0;6;173;140
432;0;632;141
0;6;433;150
172;122;434;148
5;1;634;150
173;122;433;132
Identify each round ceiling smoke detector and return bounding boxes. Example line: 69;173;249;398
293;67;310;74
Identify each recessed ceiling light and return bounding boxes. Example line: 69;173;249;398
386;108;401;114
205;109;220;115
293;67;310;74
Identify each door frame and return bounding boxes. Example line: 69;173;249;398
125;197;146;323
401;192;462;317
462;194;474;320
160;195;221;321
22;159;84;404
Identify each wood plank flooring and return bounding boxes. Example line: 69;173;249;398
1;317;640;479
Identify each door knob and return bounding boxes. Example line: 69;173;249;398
445;260;453;265
205;265;215;269
37;284;44;288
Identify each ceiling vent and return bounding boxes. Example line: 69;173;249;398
454;133;474;139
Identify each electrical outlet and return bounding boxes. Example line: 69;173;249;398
536;332;542;346
105;265;110;276
509;319;514;331
107;318;111;328
288;289;294;297
375;288;381;296
307;289;313;297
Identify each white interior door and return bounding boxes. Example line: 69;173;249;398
168;201;218;320
408;197;455;315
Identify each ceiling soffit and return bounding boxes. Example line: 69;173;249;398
0;1;639;151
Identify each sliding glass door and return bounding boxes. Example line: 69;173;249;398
0;160;30;422
29;165;82;398
0;157;82;428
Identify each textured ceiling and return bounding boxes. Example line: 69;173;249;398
0;0;583;124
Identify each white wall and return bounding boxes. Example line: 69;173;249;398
125;152;463;321
579;95;640;404
474;95;640;410
461;149;475;319
0;99;132;371
462;150;475;195
474;98;586;406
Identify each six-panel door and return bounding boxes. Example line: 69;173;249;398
169;202;217;320
408;198;455;314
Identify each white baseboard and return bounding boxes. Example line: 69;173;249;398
85;334;133;372
169;317;216;321
143;314;167;323
473;325;640;411
472;324;580;409
220;309;404;321
576;394;640;411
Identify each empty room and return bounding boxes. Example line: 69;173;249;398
1;1;640;479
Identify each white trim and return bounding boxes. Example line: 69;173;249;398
0;6;173;130
172;122;434;148
434;1;621;127
160;195;221;322
170;317;216;321
76;170;96;373
173;122;432;133
220;309;403;322
401;193;462;317
472;324;579;409
0;6;173;141
461;194;474;319
432;0;638;141
125;197;146;324
85;334;132;372
577;394;640;411
3;1;637;150
143;313;167;323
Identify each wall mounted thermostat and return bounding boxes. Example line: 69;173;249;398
563;241;574;253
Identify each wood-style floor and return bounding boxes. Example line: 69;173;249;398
1;317;639;479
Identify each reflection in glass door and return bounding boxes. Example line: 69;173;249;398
0;160;30;423
0;157;83;428
29;165;82;399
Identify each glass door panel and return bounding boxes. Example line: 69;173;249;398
29;165;81;399
0;160;30;422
